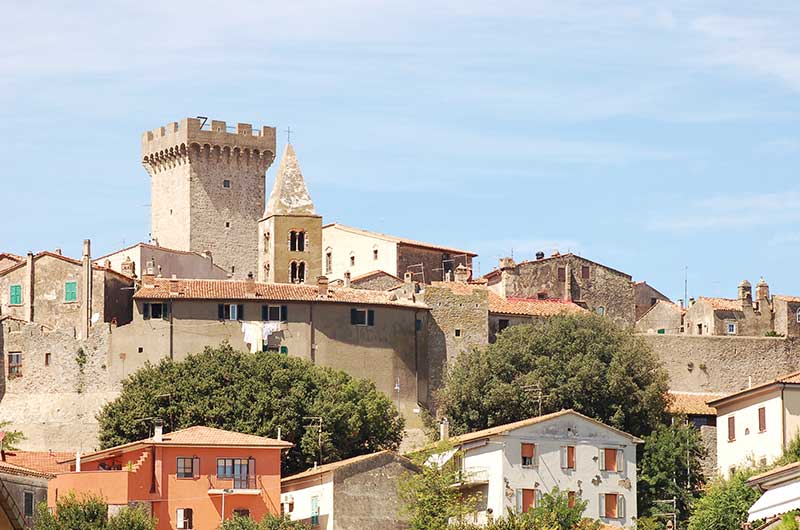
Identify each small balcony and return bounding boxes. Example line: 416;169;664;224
453;467;490;488
207;475;260;495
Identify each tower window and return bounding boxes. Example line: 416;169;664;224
373;248;379;260
350;255;355;267
225;222;231;228
290;261;306;283
223;179;231;188
325;252;332;273
289;231;306;252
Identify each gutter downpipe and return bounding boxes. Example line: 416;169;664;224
782;383;788;450
309;302;315;363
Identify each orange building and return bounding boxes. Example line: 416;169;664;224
48;425;292;530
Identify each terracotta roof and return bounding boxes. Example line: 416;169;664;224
3;451;72;474
447;410;643;446
63;426;292;464
707;369;800;407
696;297;744;312
323;223;477;256
351;270;403;283
488;292;586;317
482;253;632;281
0;251;134;282
134;278;427;309
281;450;412;483
0;460;54;480
667;391;725;415
775;295;800;303
0;253;22;262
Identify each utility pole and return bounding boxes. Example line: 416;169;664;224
521;384;543;416
303;416;324;464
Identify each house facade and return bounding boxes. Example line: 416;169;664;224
281;451;417;530
94;243;228;280
634;281;672;321
483;254;635;327
433;410;641;528
635;300;684;335
0;460;55;530
48;425;291;530
708;370;800;477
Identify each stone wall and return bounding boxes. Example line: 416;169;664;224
642;334;800;394
397;245;472;284
775;298;800;337
351;273;404;291
634;282;671;320
635;301;683;334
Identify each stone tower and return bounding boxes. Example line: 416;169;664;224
258;144;322;283
142;118;277;278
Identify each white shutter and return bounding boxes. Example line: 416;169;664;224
599;448;605;471
535;489;543;506
177;509;185;529
617;449;625;474
515;489;523;514
598;494;605;518
560;446;568;468
618;494;626;519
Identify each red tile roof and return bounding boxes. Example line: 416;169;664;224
351;270;403;283
0;251;134;282
488;292;586;317
0;460;55;479
667;391;725;415
3;451;72;474
696;297;744;311
134;278;427;309
775;295;800;303
323;223;477;256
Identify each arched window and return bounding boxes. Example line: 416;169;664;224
289;230;306;252
290;261;298;282
298;262;306;283
596;306;606;316
325;248;332;274
796;307;800;324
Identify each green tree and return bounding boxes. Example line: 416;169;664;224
220;514;310;529
638;421;706;525
106;506;157;530
687;469;761;530
528;488;595;530
399;444;478;530
0;420;25;458
97;344;404;475
437;314;669;438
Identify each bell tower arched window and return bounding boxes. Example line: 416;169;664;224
290;261;307;283
289;230;306;252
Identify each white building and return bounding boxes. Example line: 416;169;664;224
433;409;641;528
94;242;228;280
746;461;800;527
280;450;417;530
708;370;800;478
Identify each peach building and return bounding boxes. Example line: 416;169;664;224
48;425;292;530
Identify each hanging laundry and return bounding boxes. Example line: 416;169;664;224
241;321;263;353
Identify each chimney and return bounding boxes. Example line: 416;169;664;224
454;264;470;283
153;420;163;443
344;271;351;289
201;250;213;264
75;450;81;473
121;256;136;278
142;260;156;287
499;257;516;271
317;276;329;297
25;252;34;322
535;251;545;260
563;263;572;302
404;272;413;283
54;248;62;255
245;272;256;295
756;277;770;302
439;418;449;441
738;280;752;309
169;275;180;296
78;240;92;339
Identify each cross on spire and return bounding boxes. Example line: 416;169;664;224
285;126;293;144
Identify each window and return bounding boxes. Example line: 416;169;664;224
557;267;566;281
233;509;250;518
650;297;658;306
521;443;536;467
600;448;624;473
581;266;590;279
727;416;735;442
455;329;462;337
537;292;548;300
498;319;509;332
225;222;231;228
176;508;193;529
727;322;737;335
218;304;244;321
177;457;198;479
373;249;379;260
9;284;22;306
262;305;288;322
8;353;21;377
289;231;306;252
759;407;766;433
600;493;624;519
325;252;332;273
223;179;231;188
517;489;541;513
64;281;77;302
23;491;33;517
350;308;375;326
143;302;170;320
416;319;422;331
310;496;320;527
290;261;306;283
561;446;576;470
44;352;51;366
796;308;800;324
596;306;606;316
350;255;355;267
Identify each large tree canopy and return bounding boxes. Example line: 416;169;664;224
97;344;404;475
437;314;670;438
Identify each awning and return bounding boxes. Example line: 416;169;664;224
425;449;456;468
749;481;800;522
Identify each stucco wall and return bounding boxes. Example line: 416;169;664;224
634;282;671;321
260;215;323;284
635;301;682;334
351;274;404;291
97;245;227;280
320;226;398;281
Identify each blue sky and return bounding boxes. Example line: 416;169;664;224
2;1;799;301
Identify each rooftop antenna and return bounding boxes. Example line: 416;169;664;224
684;266;688;309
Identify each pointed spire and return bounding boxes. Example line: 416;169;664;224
265;144;316;217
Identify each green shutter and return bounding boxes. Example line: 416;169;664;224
9;285;21;305
64;281;77;302
367;309;375;326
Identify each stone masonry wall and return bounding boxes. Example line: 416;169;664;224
352;274;404;291
643;334;800;394
397;245;472;284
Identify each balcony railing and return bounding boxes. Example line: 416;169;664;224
454;467;490;487
207;475;259;493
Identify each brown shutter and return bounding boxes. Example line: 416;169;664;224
567;446;576;469
521;443;535;458
605;493;618;518
604;448;617;472
728;416;736;441
759;407;766;432
522;489;535;512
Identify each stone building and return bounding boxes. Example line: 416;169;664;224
0;459;53;529
142;117;277;278
281;451;418;530
321;223;476;284
773;296;800;337
348;271;405;291
635;300;684;334
0;241;134;338
257;144;322;284
94;242;228;280
483;253;635;327
634;281;672;321
120;275;429;428
684;279;774;336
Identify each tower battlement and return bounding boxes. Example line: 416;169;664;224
142;117;277;162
